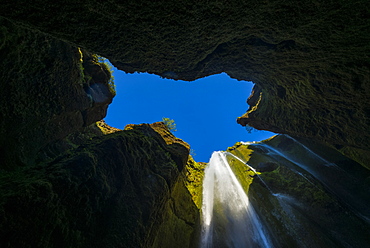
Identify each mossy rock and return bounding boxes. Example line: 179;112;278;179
0;122;195;248
1;1;370;160
0;17;114;170
228;135;370;247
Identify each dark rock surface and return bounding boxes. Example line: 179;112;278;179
0;122;198;248
0;17;114;170
0;12;199;248
0;0;369;165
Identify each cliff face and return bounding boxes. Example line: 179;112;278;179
0;17;114;170
0;0;369;163
0;122;200;247
0;1;370;247
227;135;370;247
0;13;201;247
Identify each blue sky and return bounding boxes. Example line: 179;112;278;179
104;68;275;162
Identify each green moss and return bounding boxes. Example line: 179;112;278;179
261;165;331;206
229;136;370;247
150;159;200;248
226;152;256;194
184;156;206;209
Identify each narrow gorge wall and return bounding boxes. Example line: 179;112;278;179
0;17;114;169
0;122;200;247
0;1;369;247
1;0;369;165
0;16;200;247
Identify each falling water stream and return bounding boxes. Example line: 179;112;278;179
200;137;370;247
225;152;274;194
200;151;272;248
252;136;370;223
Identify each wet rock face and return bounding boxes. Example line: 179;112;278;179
228;135;370;248
1;0;369;159
256;162;278;172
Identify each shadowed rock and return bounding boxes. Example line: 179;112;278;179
1;0;368;163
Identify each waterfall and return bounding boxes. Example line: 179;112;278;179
225;152;274;194
283;135;336;167
252;141;370;224
200;151;272;248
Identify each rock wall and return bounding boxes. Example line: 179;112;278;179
0;1;369;163
0;122;199;247
0;17;114;170
0;1;369;247
149;156;203;248
0;16;199;247
227;135;370;247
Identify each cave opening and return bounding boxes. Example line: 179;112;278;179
104;66;274;162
